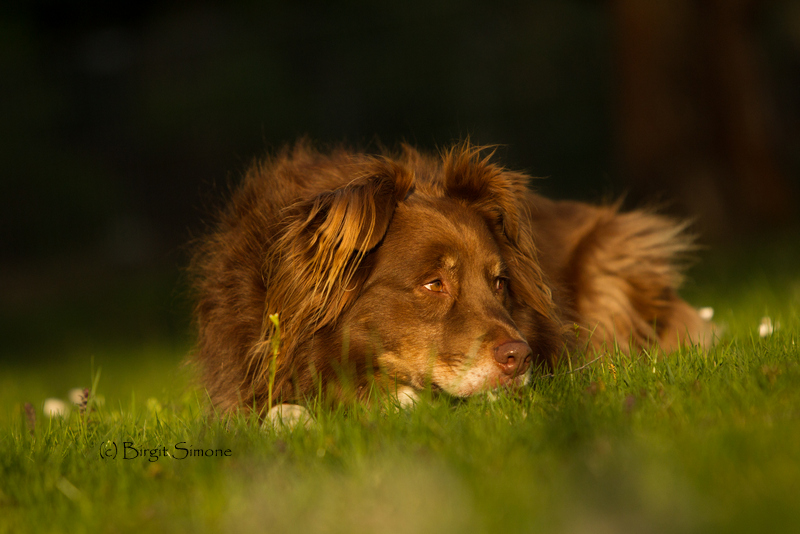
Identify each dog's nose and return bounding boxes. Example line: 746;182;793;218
493;341;533;376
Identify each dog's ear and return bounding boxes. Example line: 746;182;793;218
298;159;413;254
258;158;414;370
440;144;529;242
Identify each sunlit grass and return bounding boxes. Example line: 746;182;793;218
1;236;799;534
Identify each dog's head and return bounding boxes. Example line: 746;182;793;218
263;145;563;400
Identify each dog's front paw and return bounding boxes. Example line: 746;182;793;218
263;404;315;430
395;386;420;409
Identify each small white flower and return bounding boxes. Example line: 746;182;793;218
68;388;87;405
759;316;777;337
698;307;715;321
43;398;69;418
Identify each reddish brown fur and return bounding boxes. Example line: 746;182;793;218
191;142;711;413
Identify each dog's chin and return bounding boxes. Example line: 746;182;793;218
486;371;532;395
434;368;532;398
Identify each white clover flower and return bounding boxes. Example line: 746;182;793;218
43;398;69;418
698;307;714;321
68;388;87;405
759;316;778;337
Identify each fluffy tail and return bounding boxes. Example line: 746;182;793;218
569;206;712;353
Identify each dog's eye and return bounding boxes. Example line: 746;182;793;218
494;277;507;292
423;280;445;293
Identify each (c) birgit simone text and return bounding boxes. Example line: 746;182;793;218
99;441;232;461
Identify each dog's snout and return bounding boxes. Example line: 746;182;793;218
493;341;533;376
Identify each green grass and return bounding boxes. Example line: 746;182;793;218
1;236;799;534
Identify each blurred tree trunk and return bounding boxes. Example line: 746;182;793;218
611;0;793;238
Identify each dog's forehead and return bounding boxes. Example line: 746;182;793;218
385;198;503;262
396;197;486;234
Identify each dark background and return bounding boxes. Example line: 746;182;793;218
1;0;798;357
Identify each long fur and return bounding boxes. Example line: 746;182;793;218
191;142;711;413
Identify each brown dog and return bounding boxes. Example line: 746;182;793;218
191;142;711;413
